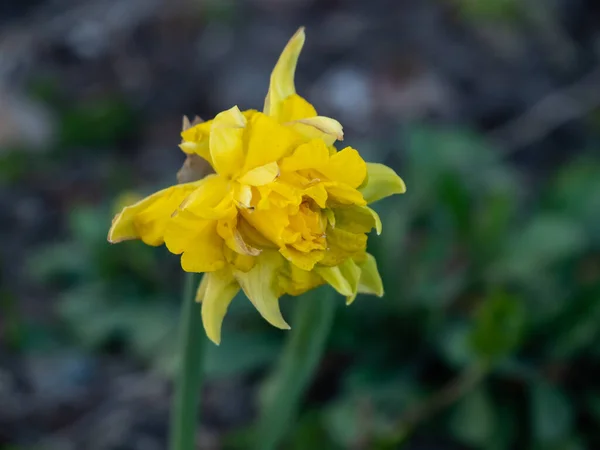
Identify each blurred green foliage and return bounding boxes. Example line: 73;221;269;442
454;0;522;23
22;121;600;449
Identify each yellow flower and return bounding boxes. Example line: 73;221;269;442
108;28;406;344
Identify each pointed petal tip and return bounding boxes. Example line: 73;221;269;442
398;178;407;194
269;316;291;330
204;327;222;345
293;26;306;40
107;214;136;244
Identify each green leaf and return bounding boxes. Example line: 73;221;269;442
288;412;336;450
470;292;526;361
494;215;586;283
437;173;472;235
254;287;337;450
324;373;417;448
440;323;477;368
203;330;281;379
449;387;496;447
531;381;573;444
472;191;515;261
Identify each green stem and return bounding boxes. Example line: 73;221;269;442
169;272;206;450
255;288;337;450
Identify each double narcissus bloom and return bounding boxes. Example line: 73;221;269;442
108;28;406;344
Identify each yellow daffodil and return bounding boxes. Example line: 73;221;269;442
108;27;406;344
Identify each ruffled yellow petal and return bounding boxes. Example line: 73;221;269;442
360;163;406;204
217;215;261;256
179;175;236;220
279;139;329;173
164;210;212;254
242;207;290;247
280;245;324;271
320;147;367;188
224;246;256;272
276;94;317;122
163;209;226;273
108;182;200;246
237;214;278;249
263;27;305;117
237;162;280;186
234;251;290;329
198;269;240;345
180;119;215;172
303;183;328;209
178;219;226;273
286;116;343;146
233;182;253;208
323;182;366;206
320;226;368;266
244;112;303;171
209;106;247;177
181;119;212;144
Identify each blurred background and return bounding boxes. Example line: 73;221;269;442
2;0;600;448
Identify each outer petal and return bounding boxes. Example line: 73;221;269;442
108;182;200;246
316;258;361;304
359;163;406;203
209;106;247;177
286;116;343;146
163;211;226;272
179;175;236;220
198;269;240;345
179;220;226;273
320;147;367;188
234;251;290;329
263;27;305;117
333;205;382;235
357;253;384;297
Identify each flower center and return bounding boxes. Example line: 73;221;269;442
282;199;326;253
